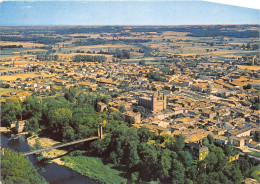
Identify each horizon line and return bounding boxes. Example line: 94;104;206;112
1;23;259;27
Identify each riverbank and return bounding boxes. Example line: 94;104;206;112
61;151;128;184
27;135;127;183
27;134;68;165
0;127;12;133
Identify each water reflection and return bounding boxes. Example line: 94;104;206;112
1;133;97;184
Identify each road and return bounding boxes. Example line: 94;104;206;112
239;152;260;162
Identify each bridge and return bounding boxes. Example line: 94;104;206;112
23;125;104;156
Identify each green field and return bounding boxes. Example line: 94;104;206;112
0;88;22;96
61;151;127;184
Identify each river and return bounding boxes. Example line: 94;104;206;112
1;133;97;184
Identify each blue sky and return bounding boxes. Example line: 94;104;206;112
0;1;259;26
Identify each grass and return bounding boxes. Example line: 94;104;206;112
0;41;45;47
250;166;260;180
0;73;55;81
0;88;22;96
61;151;127;184
236;65;260;71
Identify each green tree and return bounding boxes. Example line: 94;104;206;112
22;96;42;120
25;117;40;133
171;159;185;184
225;163;243;183
48;108;72;136
158;149;172;180
238;157;250;178
165;135;185;153
138;142;160;181
205;146;228;172
118;104;126;113
1;99;22;126
62;124;75;141
207;134;215;144
1;149;46;184
133;106;146;117
138;126;154;142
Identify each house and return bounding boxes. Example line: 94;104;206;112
214;135;229;145
185;142;209;161
125;111;141;124
15;120;26;133
9;121;16;128
97;102;108;112
231;136;245;148
223;122;235;131
246;140;260;148
229;126;252;137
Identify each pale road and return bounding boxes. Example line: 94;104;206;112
239;152;260;162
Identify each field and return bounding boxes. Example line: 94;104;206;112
237;65;260;71
0;88;23;96
0;41;46;47
0;73;56;81
61;151;127;184
122;57;165;63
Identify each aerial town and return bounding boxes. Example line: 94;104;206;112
1;25;260;184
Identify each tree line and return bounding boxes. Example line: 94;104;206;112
90;129;259;183
73;55;107;62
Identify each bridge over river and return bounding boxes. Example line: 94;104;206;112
23;125;104;156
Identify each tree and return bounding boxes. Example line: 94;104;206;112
91;136;111;157
196;173;208;184
22;96;42;120
1;149;46;184
238;157;250;177
118;104;126;113
62;124;75;141
171;159;185;184
202;137;209;146
133;106;146;117
254;131;260;142
225;163;243;183
178;151;193;168
139;60;146;66
138;142;160;181
126;141;140;170
138;126;154;143
205;146;228;172
186;165;197;181
158;149;172;180
25;117;40;133
207;134;215;144
75;92;86;105
48;108;72;136
165;135;185;153
64;91;74;102
1;99;22;126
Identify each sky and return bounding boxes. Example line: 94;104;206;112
0;1;259;26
